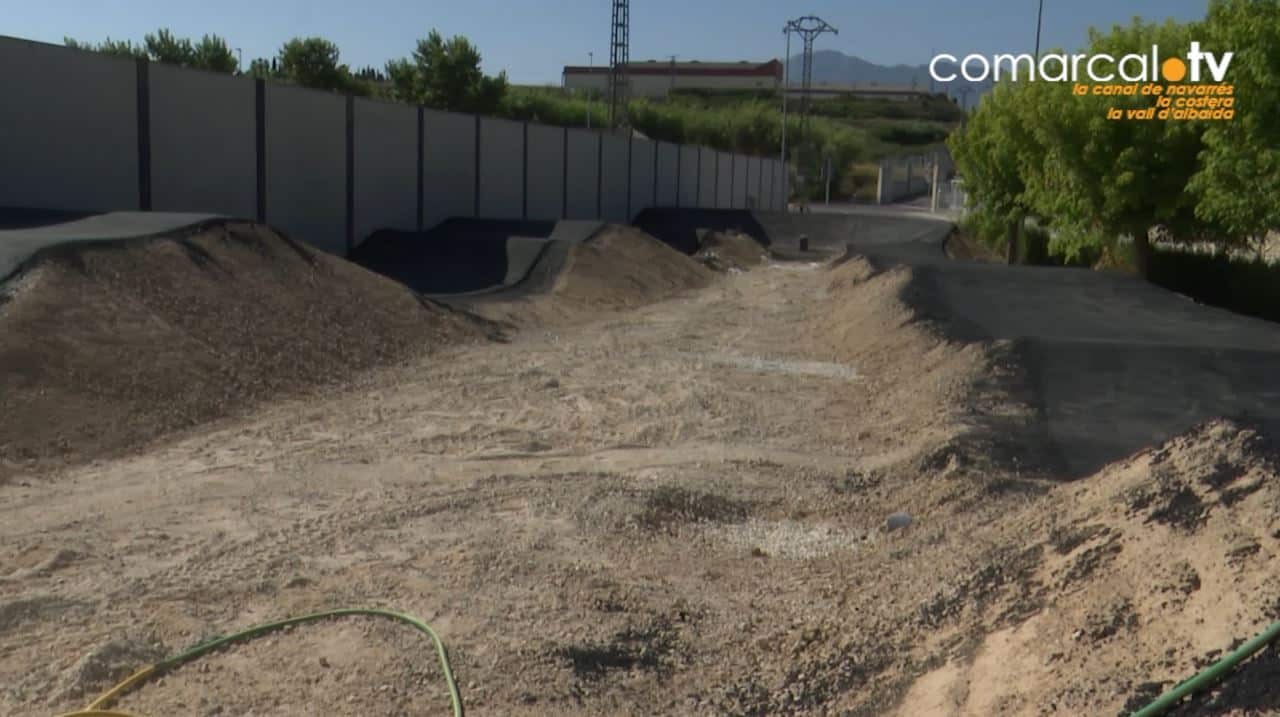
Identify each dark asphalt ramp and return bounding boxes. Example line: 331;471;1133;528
633;209;771;254
0;210;223;282
349;218;603;296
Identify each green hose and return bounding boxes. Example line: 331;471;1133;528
103;608;464;717
1128;619;1280;717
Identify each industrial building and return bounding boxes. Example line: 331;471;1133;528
562;59;782;97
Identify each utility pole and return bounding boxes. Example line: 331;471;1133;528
234;47;242;73
609;0;631;130
668;54;678;97
587;51;594;130
1034;0;1045;57
780;31;791;209
783;16;838;212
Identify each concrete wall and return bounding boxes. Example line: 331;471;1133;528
422;109;476;229
773;160;786;210
716;152;733;209
1;37;792;251
600;134;629;222
565;129;598;220
150;63;255;217
478;117;525;220
630;139;656;218
265;83;346;254
0;39;138;212
678;145;699;208
732;154;749;209
697;148;717;209
655;142;679;208
757;157;768;209
354;98;417;241
526;124;564;220
745;157;759;209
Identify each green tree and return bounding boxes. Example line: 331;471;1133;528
193;34;238;73
68;29;237;73
247;57;278;79
385;30;508;112
64;36;146;60
1033;20;1210;274
278;37;346;90
144;28;195;66
1188;0;1280;254
950;17;1217;274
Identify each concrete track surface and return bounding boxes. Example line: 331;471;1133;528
3;207;1280;716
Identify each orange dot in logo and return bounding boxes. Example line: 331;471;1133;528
1162;57;1187;82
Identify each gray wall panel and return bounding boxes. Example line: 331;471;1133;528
716;153;733;209
0;39;138;212
678;145;699;208
697;148;716;209
265;83;346;254
600;134;629;222
354;98;417;242
733;154;749;209
630;139;656;217
774;160;786;210
526;124;564;220
655;142;678;208
745;156;760;209
762;159;773;210
479;117;524;220
151;63;255;217
565;129;598;219
422;109;476;230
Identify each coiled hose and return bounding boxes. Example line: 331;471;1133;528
54;608;463;717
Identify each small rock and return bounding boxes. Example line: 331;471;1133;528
319;656;330;668
886;512;913;531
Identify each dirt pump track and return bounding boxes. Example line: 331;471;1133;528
2;209;1279;716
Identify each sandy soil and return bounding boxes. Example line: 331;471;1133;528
2;228;1278;716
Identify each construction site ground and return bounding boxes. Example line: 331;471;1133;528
2;209;1279;716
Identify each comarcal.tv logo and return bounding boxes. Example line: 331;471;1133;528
929;43;1232;83
930;43;1237;121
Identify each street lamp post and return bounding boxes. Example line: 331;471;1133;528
587;52;594;129
235;47;242;73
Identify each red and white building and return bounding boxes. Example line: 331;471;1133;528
562;59;783;97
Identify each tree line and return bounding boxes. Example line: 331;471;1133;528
948;0;1279;277
64;28;508;114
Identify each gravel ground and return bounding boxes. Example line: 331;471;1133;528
2;228;1278;716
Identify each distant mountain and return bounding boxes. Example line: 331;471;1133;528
785;50;992;109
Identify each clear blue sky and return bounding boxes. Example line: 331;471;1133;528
11;0;1211;84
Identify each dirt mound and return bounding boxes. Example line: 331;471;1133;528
0;221;485;481
463;225;712;325
815;256;1041;476
895;419;1280;716
694;230;769;272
